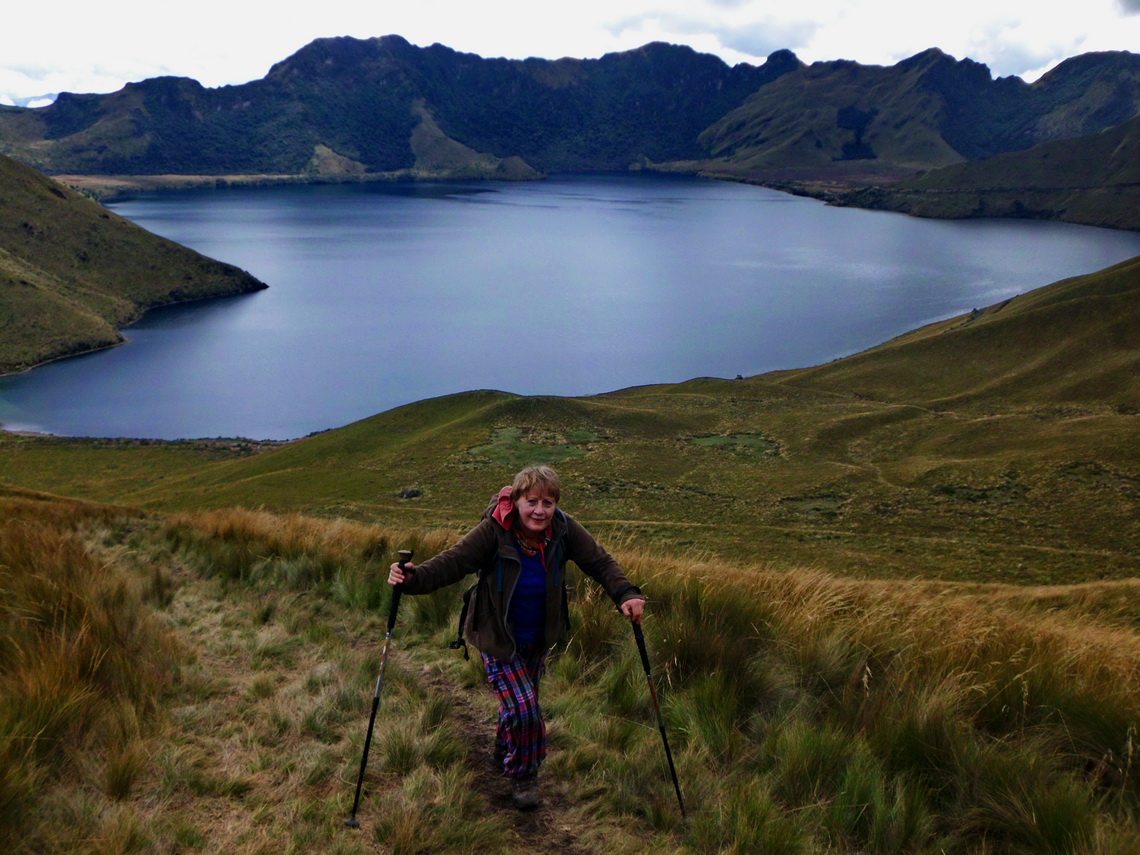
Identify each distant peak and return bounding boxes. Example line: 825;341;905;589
764;49;802;72
895;48;995;82
895;48;957;71
267;34;418;78
1037;49;1140;86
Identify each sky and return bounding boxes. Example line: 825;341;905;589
3;0;1140;107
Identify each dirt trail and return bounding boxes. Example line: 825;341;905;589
415;665;599;855
150;567;607;853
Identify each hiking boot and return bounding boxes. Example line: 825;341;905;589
511;774;540;810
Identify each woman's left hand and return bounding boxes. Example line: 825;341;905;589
621;597;646;623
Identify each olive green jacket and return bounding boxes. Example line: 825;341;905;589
400;499;642;660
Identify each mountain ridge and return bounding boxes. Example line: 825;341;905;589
0;36;783;178
2;36;1137;232
696;47;1140;171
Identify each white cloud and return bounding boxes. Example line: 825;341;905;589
2;0;1139;103
606;8;819;64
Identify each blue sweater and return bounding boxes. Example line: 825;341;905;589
507;545;547;645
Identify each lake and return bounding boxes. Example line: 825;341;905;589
3;173;1140;440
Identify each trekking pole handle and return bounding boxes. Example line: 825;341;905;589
390;550;412;632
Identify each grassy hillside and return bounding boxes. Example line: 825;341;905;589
781;253;1140;408
0;153;267;374
2;255;1137;587
697;50;971;173
692;49;1140;174
4;488;1140;853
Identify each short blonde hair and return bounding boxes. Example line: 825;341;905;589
510;465;561;503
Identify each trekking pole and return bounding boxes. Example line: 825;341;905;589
345;549;412;829
631;618;686;818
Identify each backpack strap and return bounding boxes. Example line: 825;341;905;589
447;555;501;660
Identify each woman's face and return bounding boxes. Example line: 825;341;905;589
515;490;557;535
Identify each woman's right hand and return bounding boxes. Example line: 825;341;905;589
388;561;414;585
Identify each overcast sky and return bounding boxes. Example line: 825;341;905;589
3;0;1140;106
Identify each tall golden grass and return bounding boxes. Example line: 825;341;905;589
7;501;1140;853
156;507;1140;851
0;512;180;852
573;552;1140;852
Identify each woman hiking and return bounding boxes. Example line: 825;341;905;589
388;464;646;810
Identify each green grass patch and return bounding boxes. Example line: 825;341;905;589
779;493;847;520
689;432;781;455
466;426;598;468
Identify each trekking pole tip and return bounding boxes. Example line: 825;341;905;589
344;817;360;829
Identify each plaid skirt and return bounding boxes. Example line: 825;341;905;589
482;642;548;779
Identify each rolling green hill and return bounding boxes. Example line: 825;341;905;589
0;154;266;374
3;255;1137;585
781;253;1140;407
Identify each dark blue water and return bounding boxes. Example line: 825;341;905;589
3;174;1140;439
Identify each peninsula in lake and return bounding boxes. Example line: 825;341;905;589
0;153;266;375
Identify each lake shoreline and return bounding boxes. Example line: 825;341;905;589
0;287;268;380
55;166;549;203
61;165;1140;233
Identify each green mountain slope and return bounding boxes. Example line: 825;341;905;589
4;256;1137;585
840;113;1140;230
3;38;1139;227
0;37;784;178
0;154;266;373
696;48;1140;176
4;38;1136;183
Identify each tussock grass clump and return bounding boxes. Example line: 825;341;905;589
371;765;516;853
0;516;180;852
0;486;143;534
156;508;1140;852
163;507;462;607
